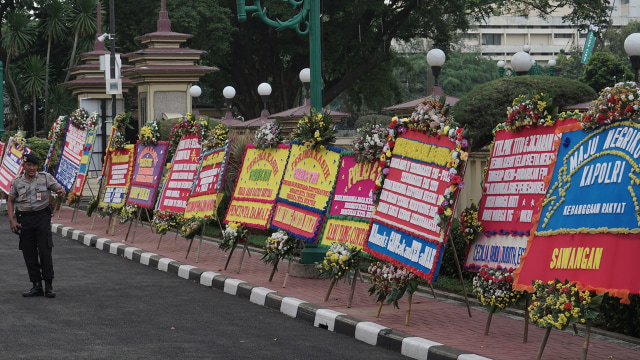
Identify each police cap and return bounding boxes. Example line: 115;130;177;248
23;153;39;166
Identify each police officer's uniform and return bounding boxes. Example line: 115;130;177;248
8;154;64;298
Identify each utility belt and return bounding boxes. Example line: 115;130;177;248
17;205;52;219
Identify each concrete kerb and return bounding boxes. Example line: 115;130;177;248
51;222;490;360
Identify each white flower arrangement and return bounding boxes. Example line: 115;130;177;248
254;120;283;150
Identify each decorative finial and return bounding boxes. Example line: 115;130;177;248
157;0;171;32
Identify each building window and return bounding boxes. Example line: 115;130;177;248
482;33;501;45
554;34;573;39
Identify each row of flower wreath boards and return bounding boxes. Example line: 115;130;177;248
41;103;468;293
462;81;640;358
224;98;472;321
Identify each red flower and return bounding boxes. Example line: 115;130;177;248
505;275;514;283
451;175;462;184
564;303;572;311
625;104;634;113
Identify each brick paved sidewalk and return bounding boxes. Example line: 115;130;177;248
53;206;640;360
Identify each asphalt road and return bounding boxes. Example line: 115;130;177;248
0;219;406;359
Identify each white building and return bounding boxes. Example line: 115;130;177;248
463;1;640;66
394;1;640;66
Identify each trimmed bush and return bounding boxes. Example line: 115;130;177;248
452;76;597;150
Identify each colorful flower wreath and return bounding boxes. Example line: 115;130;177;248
118;204;139;224
203;123;229;150
151;209;181;235
460;202;482;243
179;215;213;239
139;121;160;146
373;104;470;230
168;112;210;157
352;123;389;163
69;108;96;130
97;205;116;218
65;191;82;206
473;266;524;313
254;120;283;150
406;96;453;135
581;81;640;131
529;279;604;330
316;242;360;282
11;130;28;148
220;222;249;251
261;230;297;266
108;112;132;150
505;92;556;131
368;262;419;309
292;108;337;151
85;195;99;217
48;116;66;142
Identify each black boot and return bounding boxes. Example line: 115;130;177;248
44;280;56;298
23;281;44;297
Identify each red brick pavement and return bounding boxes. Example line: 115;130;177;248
55;206;640;360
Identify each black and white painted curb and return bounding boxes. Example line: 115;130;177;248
53;223;491;360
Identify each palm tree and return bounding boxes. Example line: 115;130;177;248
1;9;38;127
47;85;77;122
20;55;48;135
65;0;98;83
41;0;70;127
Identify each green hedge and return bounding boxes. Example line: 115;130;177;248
452;76;597;150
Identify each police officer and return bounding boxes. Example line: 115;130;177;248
7;153;66;298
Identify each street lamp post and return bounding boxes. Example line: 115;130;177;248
257;82;272;120
426;48;446;87
236;0;321;112
223;86;236;121
511;51;532;76
624;33;640;83
189;85;201;114
497;60;505;78
548;59;556;76
299;68;311;102
109;0;116;130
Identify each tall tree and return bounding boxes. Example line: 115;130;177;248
440;50;500;98
109;0;612;120
1;9;37;126
602;21;640;64
580;51;632;92
40;0;70;127
65;0;97;83
20;54;48;134
553;50;585;81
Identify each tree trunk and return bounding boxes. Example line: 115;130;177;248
32;93;37;135
5;55;23;126
64;32;79;83
44;38;51;127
